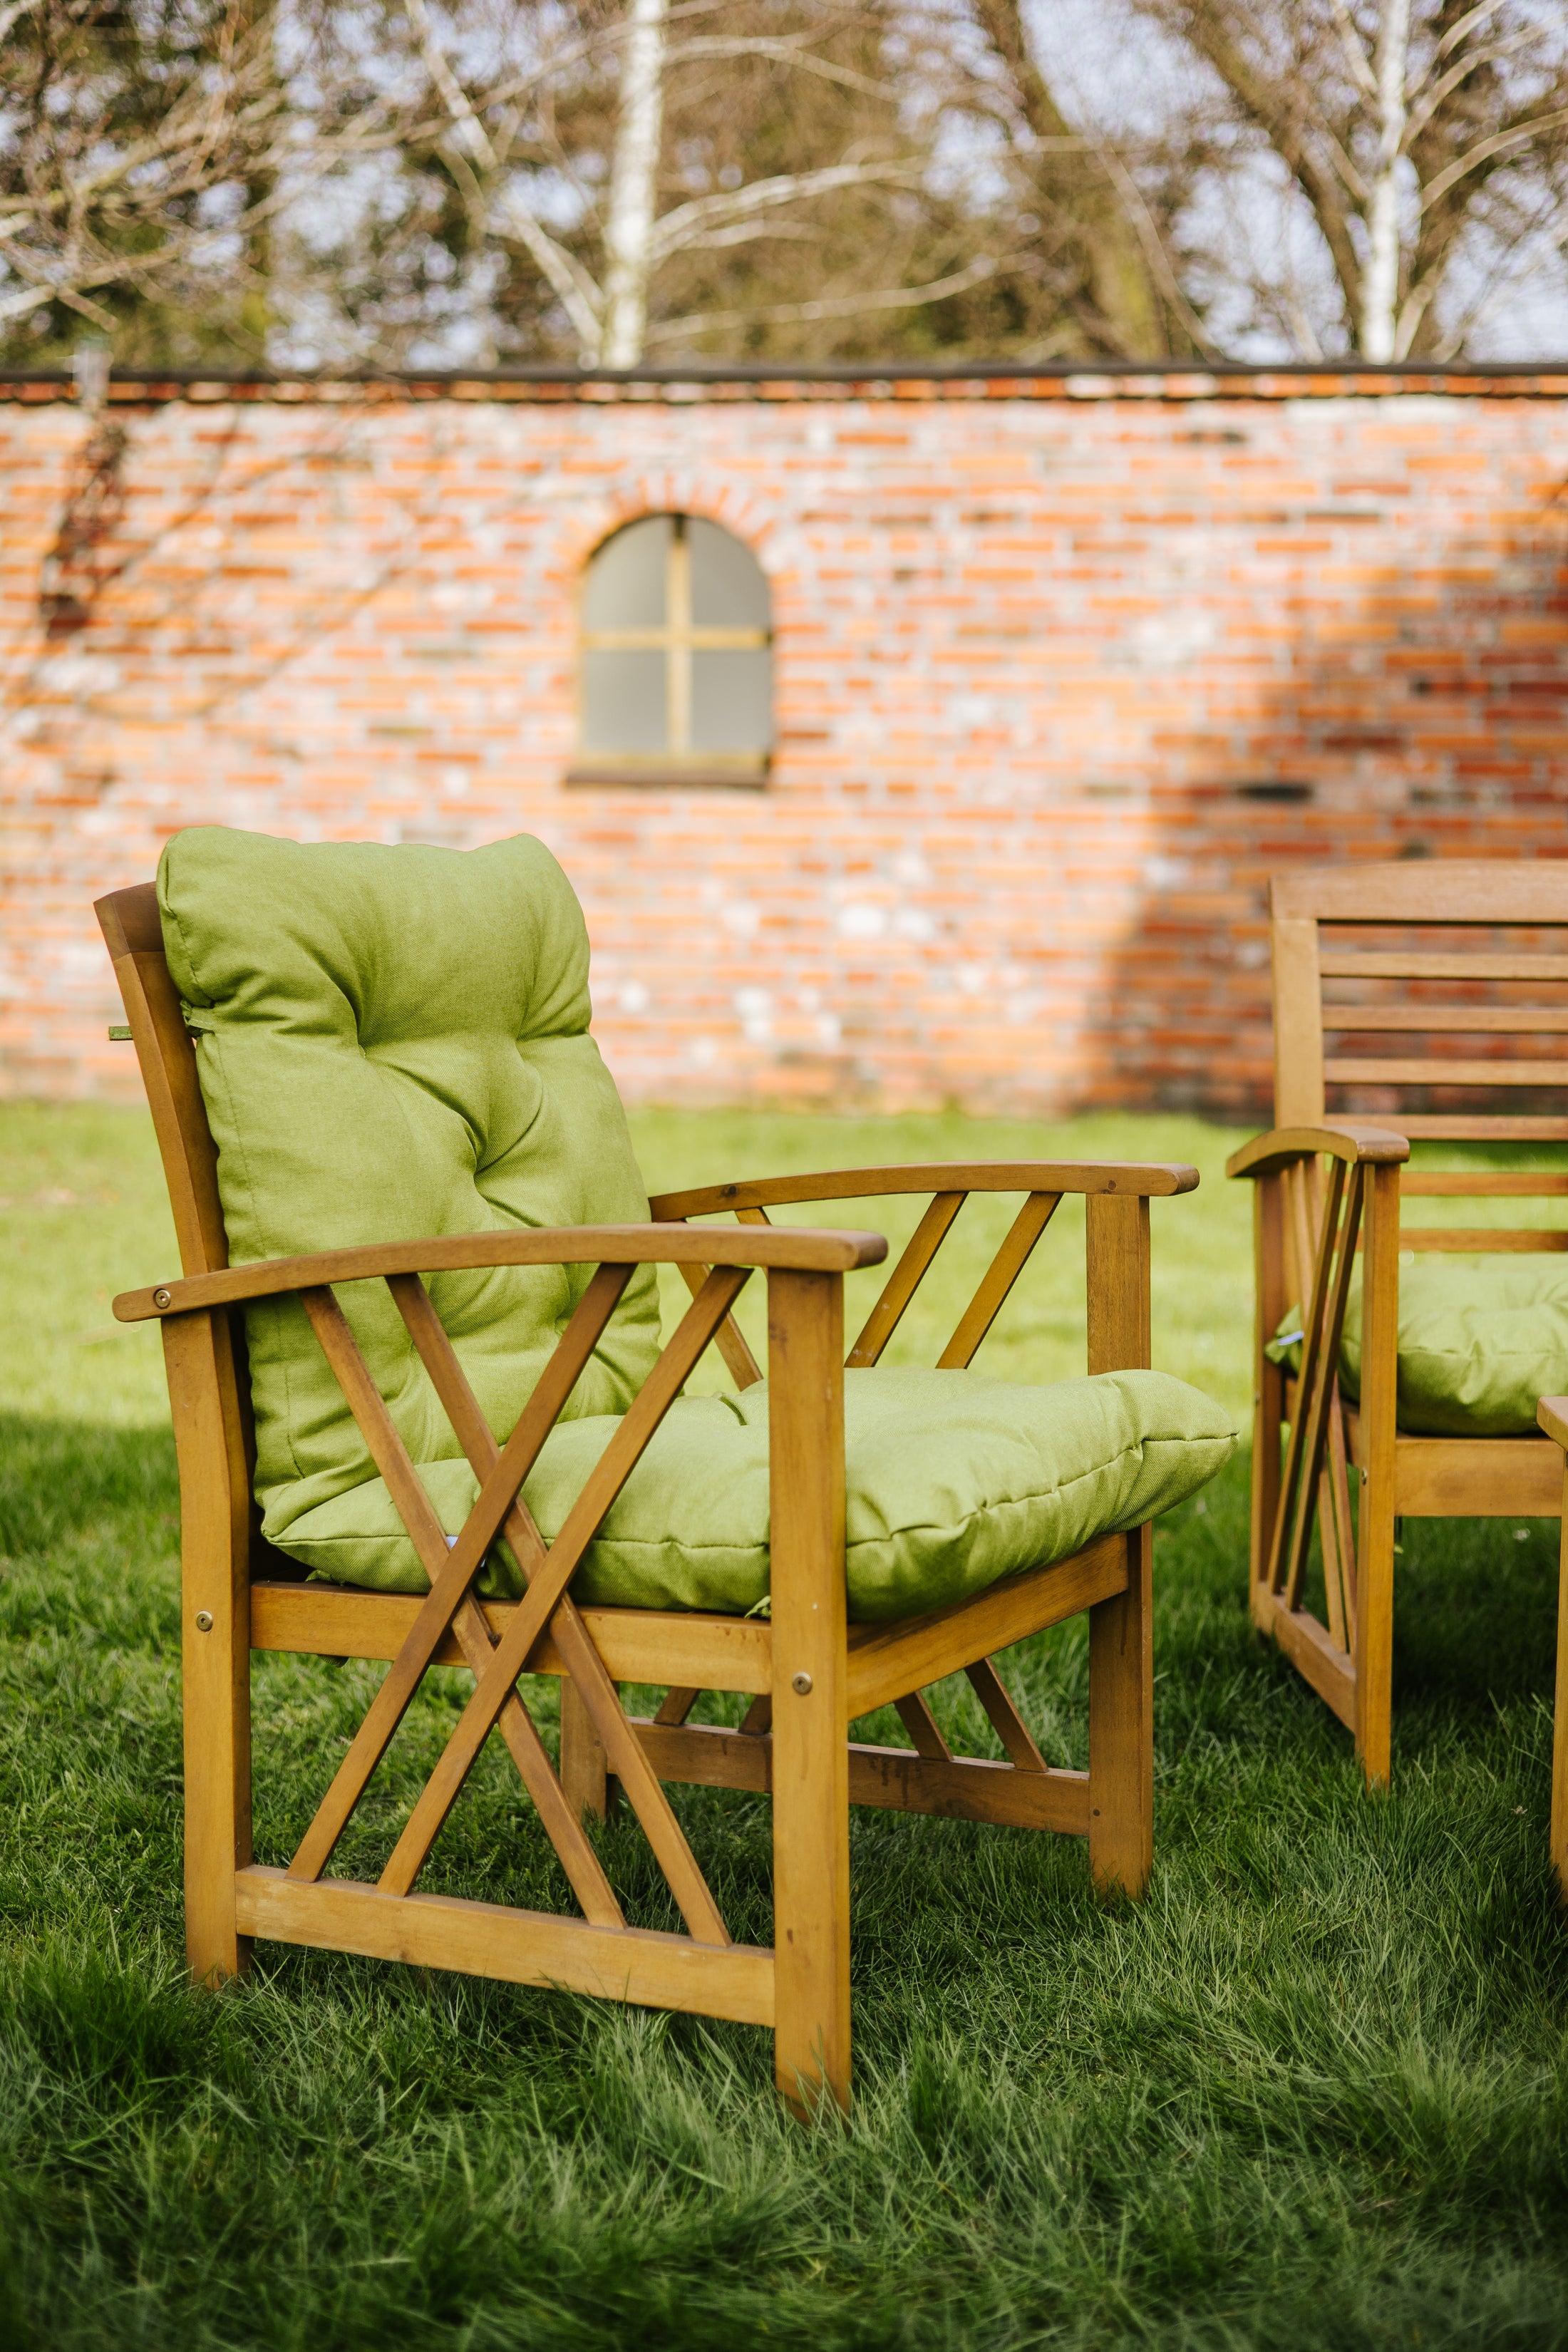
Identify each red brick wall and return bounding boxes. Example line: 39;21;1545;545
4;368;1566;1115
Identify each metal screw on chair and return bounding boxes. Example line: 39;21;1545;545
194;1610;214;1632
153;1287;171;1309
790;1671;813;1696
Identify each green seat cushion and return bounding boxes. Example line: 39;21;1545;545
274;1364;1238;1623
1267;1259;1568;1438
158;828;661;1545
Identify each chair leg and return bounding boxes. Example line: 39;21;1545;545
771;1684;851;2119
559;1676;612;1822
1354;1470;1395;1790
165;1315;253;1986
1088;1526;1153;1899
768;1266;850;2120
1553;1480;1568;1906
1251;1173;1286;1633
1354;1162;1400;1792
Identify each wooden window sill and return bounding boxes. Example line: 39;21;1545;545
563;762;769;790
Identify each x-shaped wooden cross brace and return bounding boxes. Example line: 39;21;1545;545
285;1258;753;1944
1266;1155;1364;1620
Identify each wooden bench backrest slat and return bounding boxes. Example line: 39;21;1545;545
96;882;228;1279
1270;861;1568;1187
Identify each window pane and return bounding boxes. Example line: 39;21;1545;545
583;516;669;628
692;649;772;753
689;518;770;629
582;649;667;752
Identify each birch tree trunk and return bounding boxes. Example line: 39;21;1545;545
600;0;669;367
1360;0;1411;360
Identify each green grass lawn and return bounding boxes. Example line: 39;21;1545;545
2;1103;1567;2350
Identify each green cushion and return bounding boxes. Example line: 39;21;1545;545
162;824;1236;1622
1267;1260;1568;1437
272;1364;1238;1624
158;828;661;1547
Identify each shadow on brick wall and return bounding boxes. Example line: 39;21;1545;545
1076;479;1568;1125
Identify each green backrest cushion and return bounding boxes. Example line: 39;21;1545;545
272;1364;1238;1624
158;828;661;1541
1267;1259;1568;1437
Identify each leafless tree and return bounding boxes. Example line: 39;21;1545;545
1138;0;1568;358
932;0;1213;359
403;0;947;366
0;0;411;361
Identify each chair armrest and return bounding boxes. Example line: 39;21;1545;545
115;1222;889;1323
649;1160;1199;1221
1225;1124;1410;1182
1538;1398;1568;1450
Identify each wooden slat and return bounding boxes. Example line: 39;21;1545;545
1272;917;1326;1126
964;1656;1048;1773
655;1687;701;1726
1274;861;1568;924
1084;1191;1154;1900
448;1597;624;1925
1323;1006;1568;1032
1259;1594;1356;1730
1263;1157;1346;1603
1085;1191;1152;1374
892;1691;952;1760
845;1534;1128;1719
768;1264;851;2118
163;1311;254;1984
1250;1172;1288;1636
117;1222;887;1324
1395;1229;1568;1252
627;1719;1091;1833
664;1218;765;1389
1356;1163;1401;1787
233;1868;775;2026
1386;1434;1562;1517
1319;951;1568;981
646;1161;1200;1222
1401;1172;1568;1196
376;1269;747;1937
96;887;229;1279
937;1192;1061;1369
1325;1058;1568;1088
388;1272;740;1941
1382;1115;1568;1140
1226;1124;1411;1180
249;1582;773;1691
847;1192;965;1367
559;1674;612;1826
1321;1393;1356;1651
286;1267;630;1884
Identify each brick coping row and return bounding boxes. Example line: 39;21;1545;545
4;360;1568;406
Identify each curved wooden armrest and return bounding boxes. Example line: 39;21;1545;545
649;1160;1199;1221
115;1222;889;1323
1537;1397;1568;1450
1225;1124;1410;1182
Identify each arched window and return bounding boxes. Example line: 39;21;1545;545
572;514;772;785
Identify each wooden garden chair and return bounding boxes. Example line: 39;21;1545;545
98;829;1232;2117
1230;862;1568;1789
